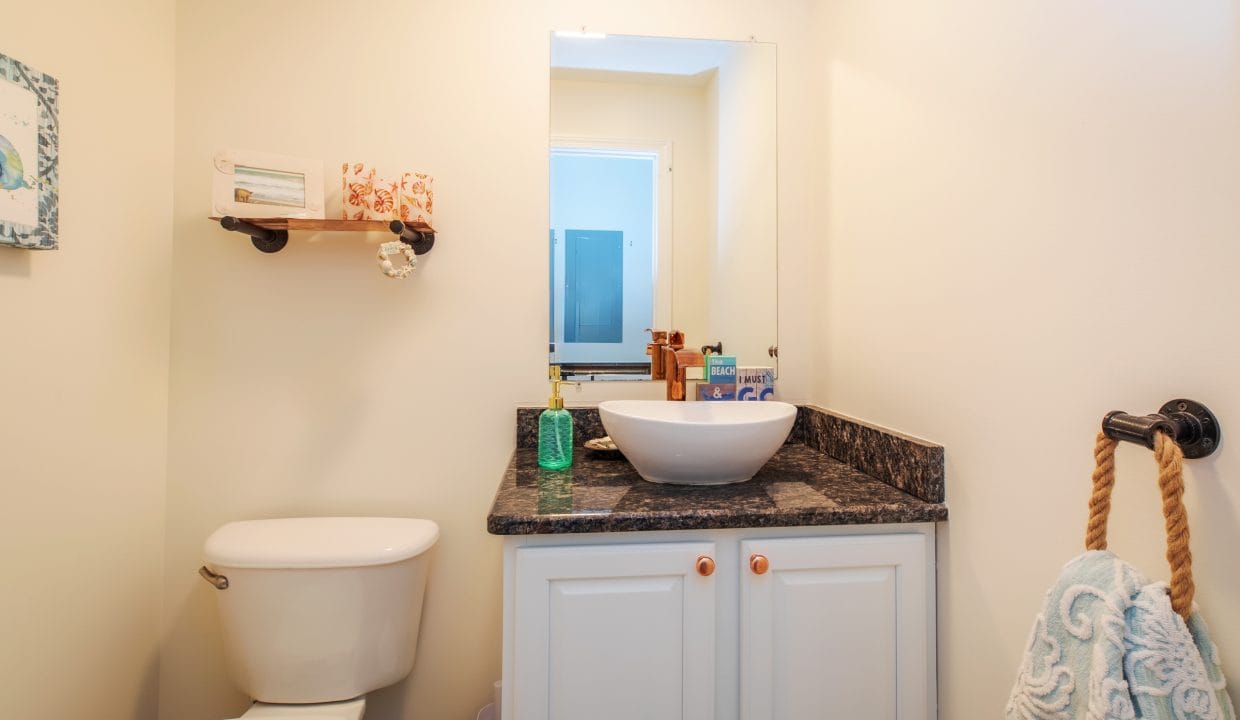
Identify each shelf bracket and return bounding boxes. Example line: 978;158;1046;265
389;220;435;255
220;216;288;253
1102;398;1221;459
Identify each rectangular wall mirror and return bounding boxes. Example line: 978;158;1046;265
549;33;778;382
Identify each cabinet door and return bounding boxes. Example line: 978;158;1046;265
513;542;717;720
740;534;929;720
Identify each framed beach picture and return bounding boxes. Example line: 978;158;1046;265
212;149;325;219
0;51;58;250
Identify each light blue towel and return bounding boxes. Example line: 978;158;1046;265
1007;550;1234;719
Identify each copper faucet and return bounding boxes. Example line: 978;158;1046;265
645;329;670;380
664;346;705;401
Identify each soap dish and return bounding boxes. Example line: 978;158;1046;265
585;436;618;451
584;436;624;458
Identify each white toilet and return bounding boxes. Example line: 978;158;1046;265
200;517;440;720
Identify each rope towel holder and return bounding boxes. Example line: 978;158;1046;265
1088;398;1222;619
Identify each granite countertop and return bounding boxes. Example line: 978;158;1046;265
487;406;947;535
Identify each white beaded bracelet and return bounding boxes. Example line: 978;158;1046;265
377;240;417;279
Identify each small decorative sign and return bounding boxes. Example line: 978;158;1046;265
0;51;58;250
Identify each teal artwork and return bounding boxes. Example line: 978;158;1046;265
0;51;58;250
0;134;31;190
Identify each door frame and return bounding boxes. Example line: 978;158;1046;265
550;136;673;336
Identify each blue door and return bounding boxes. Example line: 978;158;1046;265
564;229;623;343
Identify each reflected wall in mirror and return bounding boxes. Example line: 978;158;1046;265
549;33;777;382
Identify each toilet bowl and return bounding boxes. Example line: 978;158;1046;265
202;517;439;719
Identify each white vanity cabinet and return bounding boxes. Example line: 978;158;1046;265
740;534;931;720
510;541;719;720
501;524;936;720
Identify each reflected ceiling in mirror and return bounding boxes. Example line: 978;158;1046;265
549;34;777;382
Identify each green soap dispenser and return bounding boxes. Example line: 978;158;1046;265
538;365;579;469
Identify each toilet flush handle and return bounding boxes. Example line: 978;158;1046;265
198;566;229;590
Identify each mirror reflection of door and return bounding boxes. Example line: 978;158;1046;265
550;34;778;383
550;148;656;374
564;229;623;343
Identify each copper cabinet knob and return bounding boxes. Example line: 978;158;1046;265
696;555;716;577
750;553;769;575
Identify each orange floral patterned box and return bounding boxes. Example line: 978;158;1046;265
398;171;433;225
341;163;433;225
342;163;395;221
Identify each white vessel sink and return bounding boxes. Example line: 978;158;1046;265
598;400;797;485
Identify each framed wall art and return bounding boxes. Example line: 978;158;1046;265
213;149;325;220
0;51;58;250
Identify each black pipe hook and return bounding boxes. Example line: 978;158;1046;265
1101;398;1220;459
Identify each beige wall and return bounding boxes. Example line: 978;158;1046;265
14;3;1227;717
164;2;817;719
0;1;175;719
18;2;1238;717
817;0;1240;715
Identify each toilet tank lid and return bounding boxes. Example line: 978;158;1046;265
204;517;440;569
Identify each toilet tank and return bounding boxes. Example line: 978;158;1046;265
203;517;439;704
